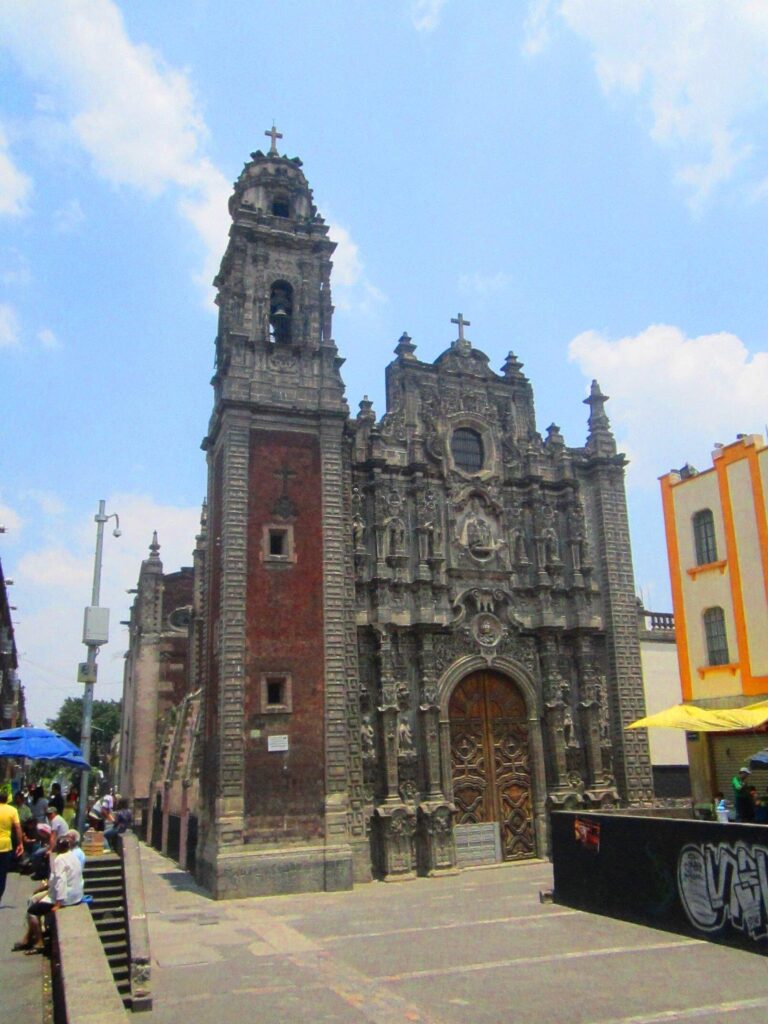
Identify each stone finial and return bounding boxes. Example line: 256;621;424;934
502;351;524;378
357;395;376;422
149;531;160;558
583;379;616;455
584;380;609;425
394;332;417;360
545;423;564;447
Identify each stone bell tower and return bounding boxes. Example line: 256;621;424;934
197;128;366;897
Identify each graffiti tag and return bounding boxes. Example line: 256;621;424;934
678;841;768;942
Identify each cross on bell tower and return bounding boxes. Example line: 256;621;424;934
265;123;283;156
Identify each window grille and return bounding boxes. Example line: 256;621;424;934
693;509;718;565
451;428;484;473
703;607;729;666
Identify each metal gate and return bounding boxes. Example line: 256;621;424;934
449;671;534;860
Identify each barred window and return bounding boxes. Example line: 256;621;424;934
693;509;718;565
451;428;484;473
703;607;729;666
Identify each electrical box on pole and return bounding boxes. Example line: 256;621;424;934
82;606;110;647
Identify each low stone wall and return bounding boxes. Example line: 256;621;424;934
120;832;152;1011
54;904;127;1024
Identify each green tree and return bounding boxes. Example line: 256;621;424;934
46;697;122;754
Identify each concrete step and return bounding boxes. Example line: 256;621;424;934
92;913;126;929
102;939;128;955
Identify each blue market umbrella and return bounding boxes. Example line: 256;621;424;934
749;749;768;770
0;727;90;769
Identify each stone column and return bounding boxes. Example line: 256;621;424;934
416;633;457;875
373;629;416;880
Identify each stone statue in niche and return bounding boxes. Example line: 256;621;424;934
419;489;443;559
387;517;406;557
397;715;416;759
460;498;503;560
467;511;492;553
563;706;578;749
352;514;366;552
508;505;529;564
537;504;560;565
567;503;586;571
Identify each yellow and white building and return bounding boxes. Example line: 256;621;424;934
660;433;768;803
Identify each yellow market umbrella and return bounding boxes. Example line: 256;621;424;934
627;700;768;732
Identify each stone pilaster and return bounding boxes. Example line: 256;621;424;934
213;410;251;843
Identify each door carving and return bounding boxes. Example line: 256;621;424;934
449;672;534;860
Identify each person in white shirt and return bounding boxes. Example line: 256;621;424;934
13;837;84;954
66;829;86;868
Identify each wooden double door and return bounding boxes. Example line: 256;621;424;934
449;671;534;861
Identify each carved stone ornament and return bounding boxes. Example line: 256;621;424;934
472;612;503;649
360;714;376;763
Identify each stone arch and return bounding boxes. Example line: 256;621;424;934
436;653;549;859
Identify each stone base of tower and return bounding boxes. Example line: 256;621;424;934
195;841;354;900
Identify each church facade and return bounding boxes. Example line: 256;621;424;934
188;134;653;897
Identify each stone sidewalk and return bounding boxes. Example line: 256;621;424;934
0;870;47;1021
140;845;768;1024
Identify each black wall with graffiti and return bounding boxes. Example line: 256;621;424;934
551;811;768;955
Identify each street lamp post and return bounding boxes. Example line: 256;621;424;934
76;500;120;834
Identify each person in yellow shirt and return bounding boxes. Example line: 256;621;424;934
0;789;24;905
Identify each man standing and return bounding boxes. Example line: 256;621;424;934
732;767;754;822
0;789;24;905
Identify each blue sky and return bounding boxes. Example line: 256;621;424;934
2;1;768;727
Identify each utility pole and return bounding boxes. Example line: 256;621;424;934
76;500;120;834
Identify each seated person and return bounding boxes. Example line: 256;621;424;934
66;829;86;868
104;799;133;852
30;822;52;880
13;836;84;954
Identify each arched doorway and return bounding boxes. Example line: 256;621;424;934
449;670;534;861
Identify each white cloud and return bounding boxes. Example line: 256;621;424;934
459;271;511;296
411;0;447;32
0;497;22;534
523;0;555;56
18;546;92;590
0;303;20;348
53;198;85;233
527;0;768;208
0;123;32;216
12;493;201;726
24;490;66;517
0;0;229;299
0;249;31;287
328;220;386;314
568;323;768;483
37;328;61;350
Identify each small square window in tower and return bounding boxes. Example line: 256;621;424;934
260;673;292;714
262;524;295;564
269;529;287;556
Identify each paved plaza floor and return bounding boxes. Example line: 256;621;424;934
139;845;768;1024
